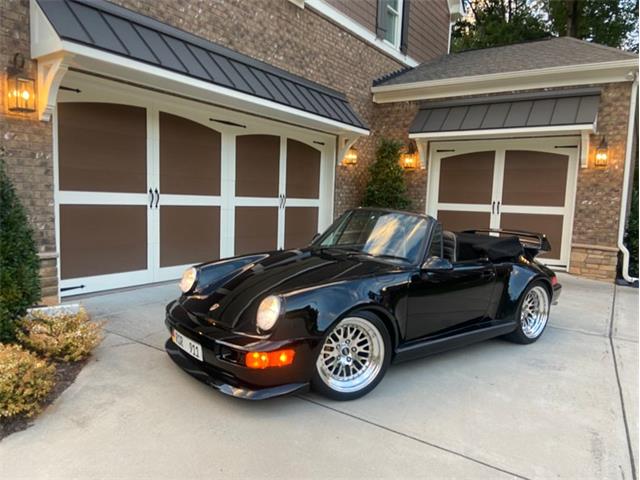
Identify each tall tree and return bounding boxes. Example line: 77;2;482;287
452;0;549;52
544;0;638;51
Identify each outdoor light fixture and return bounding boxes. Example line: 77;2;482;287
594;137;609;169
6;53;36;114
401;139;418;170
342;146;358;166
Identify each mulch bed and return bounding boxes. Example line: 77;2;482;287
0;358;89;441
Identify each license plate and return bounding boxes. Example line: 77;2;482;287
172;329;203;361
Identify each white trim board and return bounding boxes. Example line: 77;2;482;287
372;59;639;102
410;124;596;140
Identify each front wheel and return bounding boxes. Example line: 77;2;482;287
504;281;551;344
311;312;391;401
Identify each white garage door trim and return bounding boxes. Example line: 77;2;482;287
426;136;580;268
55;71;336;296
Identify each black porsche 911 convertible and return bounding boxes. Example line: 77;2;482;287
165;208;561;401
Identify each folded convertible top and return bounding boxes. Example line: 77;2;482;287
455;233;524;262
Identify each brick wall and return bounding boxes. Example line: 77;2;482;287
569;82;633;281
1;0;57;304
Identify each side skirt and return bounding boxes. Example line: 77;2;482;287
392;322;518;364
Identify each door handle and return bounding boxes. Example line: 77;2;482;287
154;188;159;208
496;201;500;214
148;188;153;208
491;201;495;214
481;270;495;279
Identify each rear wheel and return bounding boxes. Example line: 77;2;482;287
311;312;391;401
504;281;550;344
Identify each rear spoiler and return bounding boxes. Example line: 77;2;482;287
461;228;551;253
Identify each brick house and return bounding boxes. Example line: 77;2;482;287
0;0;637;304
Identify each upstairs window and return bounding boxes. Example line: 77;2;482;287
377;0;407;51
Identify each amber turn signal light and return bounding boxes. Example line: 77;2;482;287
245;349;295;369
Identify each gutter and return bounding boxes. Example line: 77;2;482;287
617;75;639;285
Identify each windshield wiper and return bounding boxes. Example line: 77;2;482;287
349;251;410;263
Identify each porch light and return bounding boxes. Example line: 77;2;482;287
342;146;358;166
401;139;418;170
594;138;609;169
6;53;36;114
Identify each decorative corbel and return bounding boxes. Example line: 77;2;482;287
337;135;359;166
37;53;73;122
580;131;590;168
416;140;428;169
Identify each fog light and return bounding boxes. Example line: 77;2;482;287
245;349;295;369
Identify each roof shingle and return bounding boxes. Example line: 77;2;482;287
375;37;637;87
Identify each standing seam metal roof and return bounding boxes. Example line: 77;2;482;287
36;0;368;130
409;88;601;134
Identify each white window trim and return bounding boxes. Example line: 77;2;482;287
305;0;418;67
382;0;403;49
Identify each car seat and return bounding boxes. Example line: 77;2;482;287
442;230;457;262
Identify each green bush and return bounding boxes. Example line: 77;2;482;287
362;138;411;210
18;308;103;362
0;343;55;418
0;153;41;342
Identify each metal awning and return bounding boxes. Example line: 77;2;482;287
32;0;369;135
409;88;600;138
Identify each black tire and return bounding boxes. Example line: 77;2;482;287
311;311;392;401
503;280;551;345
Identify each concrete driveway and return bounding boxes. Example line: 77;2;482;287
1;273;637;479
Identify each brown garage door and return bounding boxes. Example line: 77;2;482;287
58;102;149;282
235;136;322;255
431;143;575;265
158;112;221;268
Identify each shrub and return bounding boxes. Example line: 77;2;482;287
0;152;41;342
18;308;103;362
362;138;411;210
0;343;55;418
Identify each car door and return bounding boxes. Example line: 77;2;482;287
405;225;496;340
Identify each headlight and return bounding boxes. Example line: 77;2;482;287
256;295;282;331
179;267;197;294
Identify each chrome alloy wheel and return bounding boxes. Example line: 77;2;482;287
316;317;385;393
520;286;550;339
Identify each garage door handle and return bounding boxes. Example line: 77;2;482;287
496;201;500;214
148;188;153;208
492;201;495;214
154;188;160;208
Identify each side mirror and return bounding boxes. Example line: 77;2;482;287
421;256;453;272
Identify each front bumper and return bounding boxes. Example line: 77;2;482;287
165;340;308;400
164;300;314;400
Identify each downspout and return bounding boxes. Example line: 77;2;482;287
617;75;638;284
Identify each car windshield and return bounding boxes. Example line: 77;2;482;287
313;210;429;264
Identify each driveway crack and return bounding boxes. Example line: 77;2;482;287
608;285;637;480
297;395;530;480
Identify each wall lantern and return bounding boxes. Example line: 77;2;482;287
594;137;609;169
6;53;36;114
342;146;358;166
400;139;418;170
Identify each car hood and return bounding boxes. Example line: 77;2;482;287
181;248;407;330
